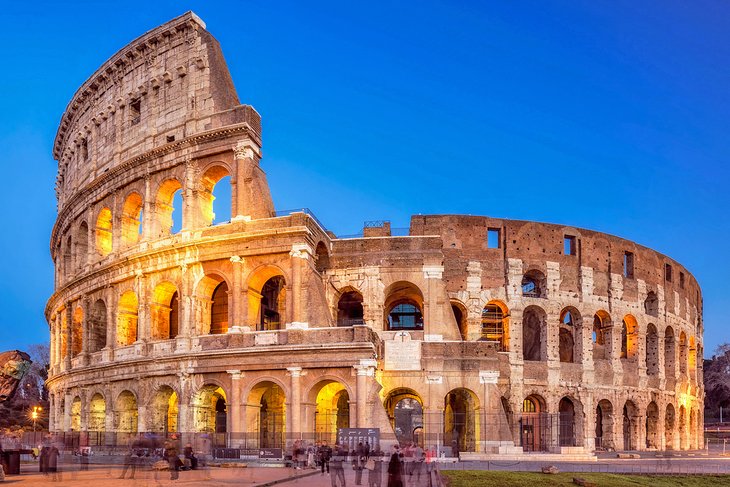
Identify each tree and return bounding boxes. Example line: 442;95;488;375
703;343;730;422
0;343;49;430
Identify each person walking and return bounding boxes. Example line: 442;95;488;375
330;443;347;487
118;446;137;480
319;440;332;474
354;441;366;485
387;445;403;487
367;450;384;487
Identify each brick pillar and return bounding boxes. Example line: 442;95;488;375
227;370;244;441
288;367;303;439
288;244;310;326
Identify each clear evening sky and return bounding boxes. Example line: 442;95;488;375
0;1;727;356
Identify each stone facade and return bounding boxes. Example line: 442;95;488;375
46;12;703;455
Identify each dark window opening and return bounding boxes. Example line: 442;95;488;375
260;276;286;331
487;228;501;249
623;252;634;279
166;135;175;143
387;302;423;330
81;138;89;161
680;272;685;289
210;281;229;334
130;99;141;125
665;264;673;282
521;270;546;298
169;291;179;339
564;235;576;256
337;291;364;326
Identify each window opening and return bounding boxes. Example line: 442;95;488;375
130;99;141;125
665;264;672;282
623;252;634;279
387;302;423;330
487;228;501;249
564;235;576;256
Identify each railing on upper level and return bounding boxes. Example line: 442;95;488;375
275;208;329;233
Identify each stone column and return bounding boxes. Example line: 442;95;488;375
49;315;57;371
288;244;310;327
422;264;444;334
81;296;90;365
287;367;304;438
64;391;72;431
479;370;499;452
183;159;198;230
134;270;149;344
48;394;55;432
176;264;193;352
142;175;152;240
227;370;244;442
228;257;248;332
80;390;89;432
137;404;148;433
64;305;72;370
103;288;117;361
231;140;274;221
354;360;377;428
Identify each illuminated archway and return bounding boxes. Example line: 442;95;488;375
72;306;83;356
196;274;229;334
247;266;287;330
70;396;82;432
95;207;113;256
151;281;179;339
155;178;183;236
312;381;350;444
89;393;106;432
481;301;509;351
193;385;227;435
89;299;107;353
592;310;612;360
200;165;231;226
247;381;286;448
383;281;423;331
384;388;423;446
115;390;138;433
150;386;179;433
621;315;638;359
679;332;688;376
121;192;144;246
116;290;138;346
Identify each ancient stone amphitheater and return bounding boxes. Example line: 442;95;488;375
46;12;703;456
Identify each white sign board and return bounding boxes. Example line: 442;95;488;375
384;340;421;371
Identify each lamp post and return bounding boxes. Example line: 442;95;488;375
32;406;42;432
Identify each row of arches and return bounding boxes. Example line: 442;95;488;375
58;167;232;279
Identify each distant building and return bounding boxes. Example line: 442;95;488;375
46;12;703;455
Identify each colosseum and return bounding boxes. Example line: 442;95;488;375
46;12;704;457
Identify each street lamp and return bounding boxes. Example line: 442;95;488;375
32;406;42;432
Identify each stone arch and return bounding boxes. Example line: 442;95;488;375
689;336;697;376
247;265;287;331
558;396;578;447
115;390;138;433
664;326;676;380
200;164;231;226
595;399;614;450
444;388;480;453
559;307;582;363
89;299;107;353
450;300;468;340
75;221;88;270
195;273;230;335
314;241;330;273
592;310;612;360
193;384;227;435
521;394;548;452
384;388;424;446
665;403;676;450
121;191;144;246
116;290;138;346
383;281;424;331
311;380;350;444
71;306;83;357
70;396;82;432
150;281;179;340
482;300;509;351
679;332;688;376
621;315;638;359
337;288;364;326
247;380;286;448
155;178;184;236
95;207;113;256
646;401;660;449
522;305;547;361
64;235;73;278
149;385;179;433
89;393;106;432
644;291;659;317
622;400;640;450
646;324;659;375
522;269;546;298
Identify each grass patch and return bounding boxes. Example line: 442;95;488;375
442;470;730;487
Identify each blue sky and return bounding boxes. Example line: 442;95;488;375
0;1;727;356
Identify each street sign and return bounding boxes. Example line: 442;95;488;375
258;448;283;459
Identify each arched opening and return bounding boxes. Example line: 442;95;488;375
664;327;676;380
89;393;106;432
116;290;138;346
595;399;614;450
451;301;467;340
665;404;676;450
260;276;285;331
592;311;612;360
644;291;659;317
89;299;107;353
313;381;350;444
121;192;144;246
95;207;113;257
150;386;178;434
646;324;659;375
314;241;329;273
155;179;183;236
193;385;227;443
75;222;88;270
70;396;82;432
444;388;479;453
622;400;639;450
521;394;547;452
151;281;179;339
115;390;138;433
621;315;638;359
558;397;576;447
646;401;659;449
679;405;688;450
384;388;423;446
679;332;688;376
201;166;231;226
521;270;546;298
522;306;546;361
482;301;509;351
72;306;83;357
384;281;424;331
559;308;581;363
64;236;73;278
247;382;286;448
337;290;364;326
689;336;697;376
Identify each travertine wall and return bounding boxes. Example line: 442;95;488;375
46;12;703;455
